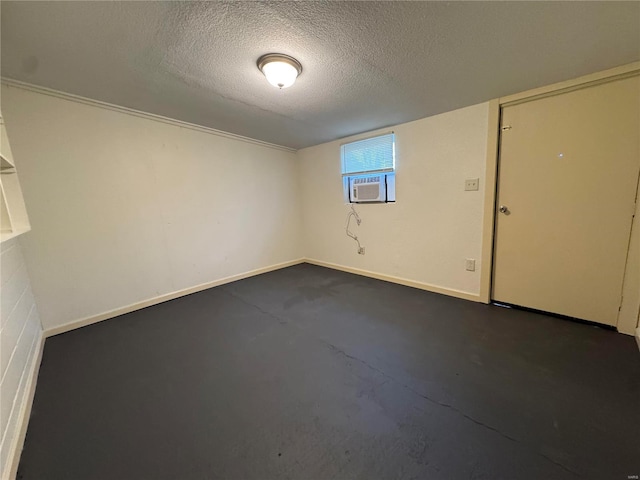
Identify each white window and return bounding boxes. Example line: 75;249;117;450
341;133;395;203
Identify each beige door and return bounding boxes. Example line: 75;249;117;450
493;75;640;326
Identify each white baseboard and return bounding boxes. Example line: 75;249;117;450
304;258;481;302
44;259;305;337
4;333;45;480
44;257;481;337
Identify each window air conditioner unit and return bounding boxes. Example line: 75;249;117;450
351;175;386;203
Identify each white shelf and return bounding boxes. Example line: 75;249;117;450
0;111;31;243
1;120;16;168
1;187;11;235
0;226;31;243
1;154;15;171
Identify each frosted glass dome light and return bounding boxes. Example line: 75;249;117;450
257;54;302;89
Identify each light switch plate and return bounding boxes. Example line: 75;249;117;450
465;178;479;191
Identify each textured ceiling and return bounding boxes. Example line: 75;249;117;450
2;1;639;149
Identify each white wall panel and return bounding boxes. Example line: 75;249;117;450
0;237;42;477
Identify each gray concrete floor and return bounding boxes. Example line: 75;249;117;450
17;264;640;479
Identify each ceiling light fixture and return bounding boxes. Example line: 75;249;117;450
257;53;302;89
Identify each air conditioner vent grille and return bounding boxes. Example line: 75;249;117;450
357;184;382;200
353;176;381;185
351;174;386;203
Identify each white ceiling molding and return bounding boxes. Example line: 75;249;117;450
0;78;296;153
1;1;638;149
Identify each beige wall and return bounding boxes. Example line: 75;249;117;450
617;196;640;335
0;237;41;477
2;76;636;336
1;84;303;331
299;103;490;298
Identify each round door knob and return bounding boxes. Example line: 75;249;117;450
499;205;509;214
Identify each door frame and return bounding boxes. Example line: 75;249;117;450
478;62;640;333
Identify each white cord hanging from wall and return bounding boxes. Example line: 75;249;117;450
345;205;365;255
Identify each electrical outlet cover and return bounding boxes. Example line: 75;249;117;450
465;178;480;191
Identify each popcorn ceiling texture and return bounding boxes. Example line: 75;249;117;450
1;1;639;149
